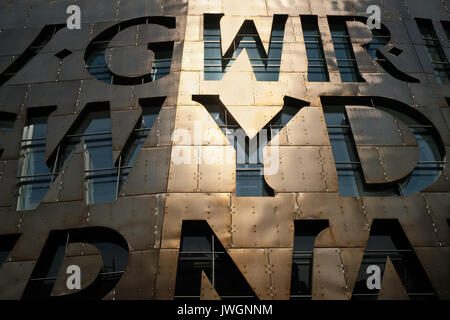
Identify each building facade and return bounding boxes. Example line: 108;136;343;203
0;0;449;300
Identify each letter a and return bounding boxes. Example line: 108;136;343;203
366;265;381;290
66;264;81;290
66;5;81;30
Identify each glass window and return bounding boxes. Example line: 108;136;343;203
416;19;450;85
352;220;436;300
301;16;329;82
175;221;255;300
328;18;365;82
17;113;55;211
203;15;286;81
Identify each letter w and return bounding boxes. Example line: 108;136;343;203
203;14;287;81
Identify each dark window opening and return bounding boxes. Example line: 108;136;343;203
0;24;65;86
416;18;450;85
22;227;128;300
0;111;16;131
84;17;175;85
203;14;287;81
301;16;329;82
322;96;445;197
175;220;256;300
0;234;21;267
290;220;329;300
328;17;365;82
55;49;72;60
352;219;436;300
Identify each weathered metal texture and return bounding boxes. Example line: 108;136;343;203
339;247;365;298
105;249;159;300
421;193;450;246
378;257;410;300
297;193;370;248
0;0;449;301
0;260;36;300
268;248;293;300
415;247;450;300
231;194;297;248
155;249;179;300
362;194;441;247
120;147;172;196
167;146;235;192
0;160;19;208
161;193;232;249
312;248;347;300
200;270;220;300
51;243;103;297
227;248;272;299
264;146;338;192
346;106;419;183
88;195;166;251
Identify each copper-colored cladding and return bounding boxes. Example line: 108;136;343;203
0;0;449;300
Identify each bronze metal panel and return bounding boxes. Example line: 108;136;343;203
108;45;154;77
312;248;347;300
173;105;229;146
120;147;171;196
268;248;292;300
415;247;450;300
7;52;60;85
117;0;163;20
227;248;271;300
264;146;338;193
111;108;141;163
357;146;419;184
422;193;450;246
362;195;440;247
0;28;42;56
0;207;20;234
298;193;369;248
167;146;198;192
346;106;418;147
378;257;409;300
0;260;36;300
339;247;365;298
231;194;297;248
283;107;330;147
155;249;179;300
110;249;159;300
144;106;176;148
26;82;79;116
89;195;165;251
51;243;103;297
162;193;231;249
198;146;235;193
0;160;19;208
